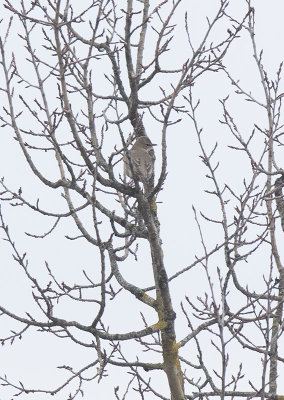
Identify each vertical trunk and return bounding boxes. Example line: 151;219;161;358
139;195;185;400
268;275;284;397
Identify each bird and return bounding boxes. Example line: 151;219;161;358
124;136;156;192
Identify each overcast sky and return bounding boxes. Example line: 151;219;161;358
0;1;284;399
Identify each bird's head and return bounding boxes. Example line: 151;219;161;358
135;136;156;150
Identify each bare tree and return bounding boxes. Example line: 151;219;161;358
0;0;283;399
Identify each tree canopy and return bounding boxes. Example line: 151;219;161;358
0;1;283;399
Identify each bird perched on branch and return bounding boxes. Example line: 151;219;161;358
124;136;156;193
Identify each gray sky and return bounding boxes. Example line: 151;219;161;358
0;1;284;399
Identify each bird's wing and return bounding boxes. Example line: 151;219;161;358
144;155;154;181
126;149;154;182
